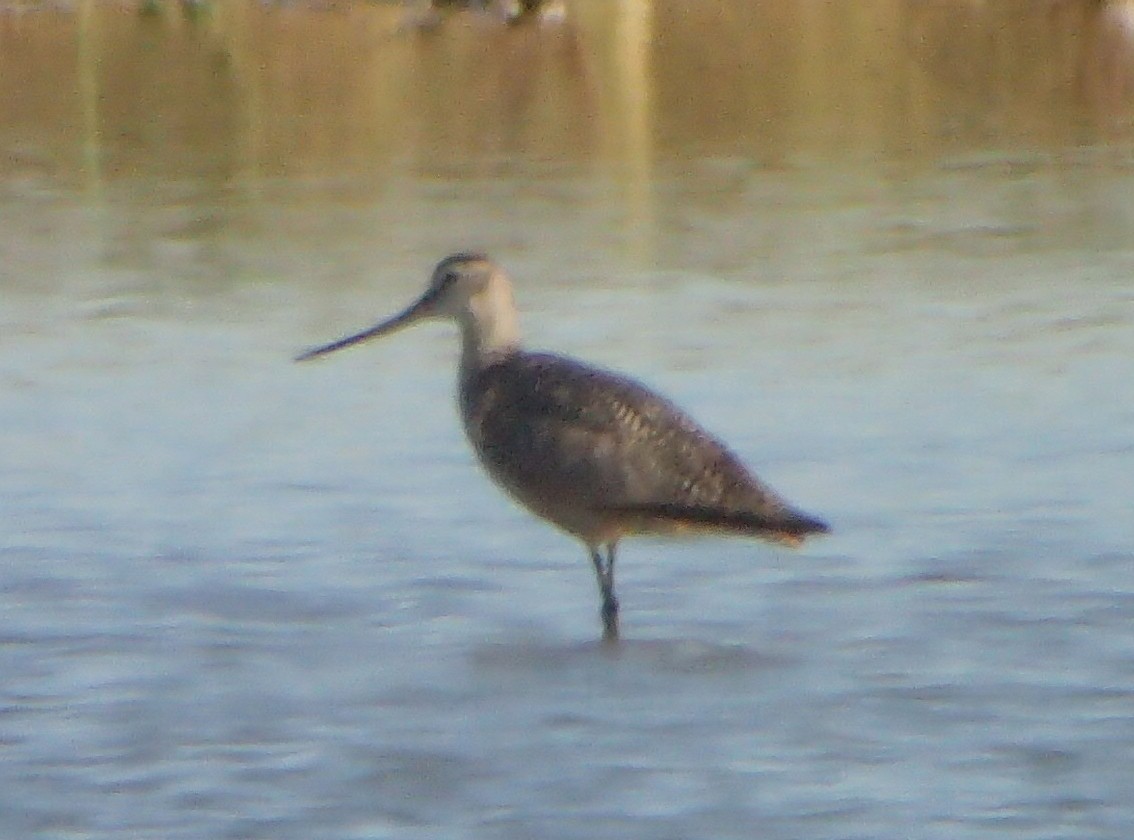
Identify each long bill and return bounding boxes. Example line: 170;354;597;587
294;293;433;362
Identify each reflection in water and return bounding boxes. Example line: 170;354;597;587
1087;0;1134;120
611;0;653;261
904;0;1134;145
4;1;1134;188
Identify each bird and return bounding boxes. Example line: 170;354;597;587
296;253;829;641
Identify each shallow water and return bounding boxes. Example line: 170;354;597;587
3;2;1134;838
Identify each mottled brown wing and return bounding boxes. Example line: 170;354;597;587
462;353;827;537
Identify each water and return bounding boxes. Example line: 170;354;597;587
3;2;1134;838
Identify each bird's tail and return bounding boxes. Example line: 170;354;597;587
600;503;830;546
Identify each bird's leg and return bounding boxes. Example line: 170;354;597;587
602;544;620;641
590;544;619;642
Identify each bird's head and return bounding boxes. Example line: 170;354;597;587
295;252;518;362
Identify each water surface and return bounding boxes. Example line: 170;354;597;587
2;2;1134;838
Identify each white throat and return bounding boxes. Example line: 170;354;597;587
458;271;521;375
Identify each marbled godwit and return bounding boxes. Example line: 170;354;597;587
297;253;829;641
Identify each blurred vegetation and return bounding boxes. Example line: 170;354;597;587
1;0;1132;187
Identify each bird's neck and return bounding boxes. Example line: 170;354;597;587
458;279;522;375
